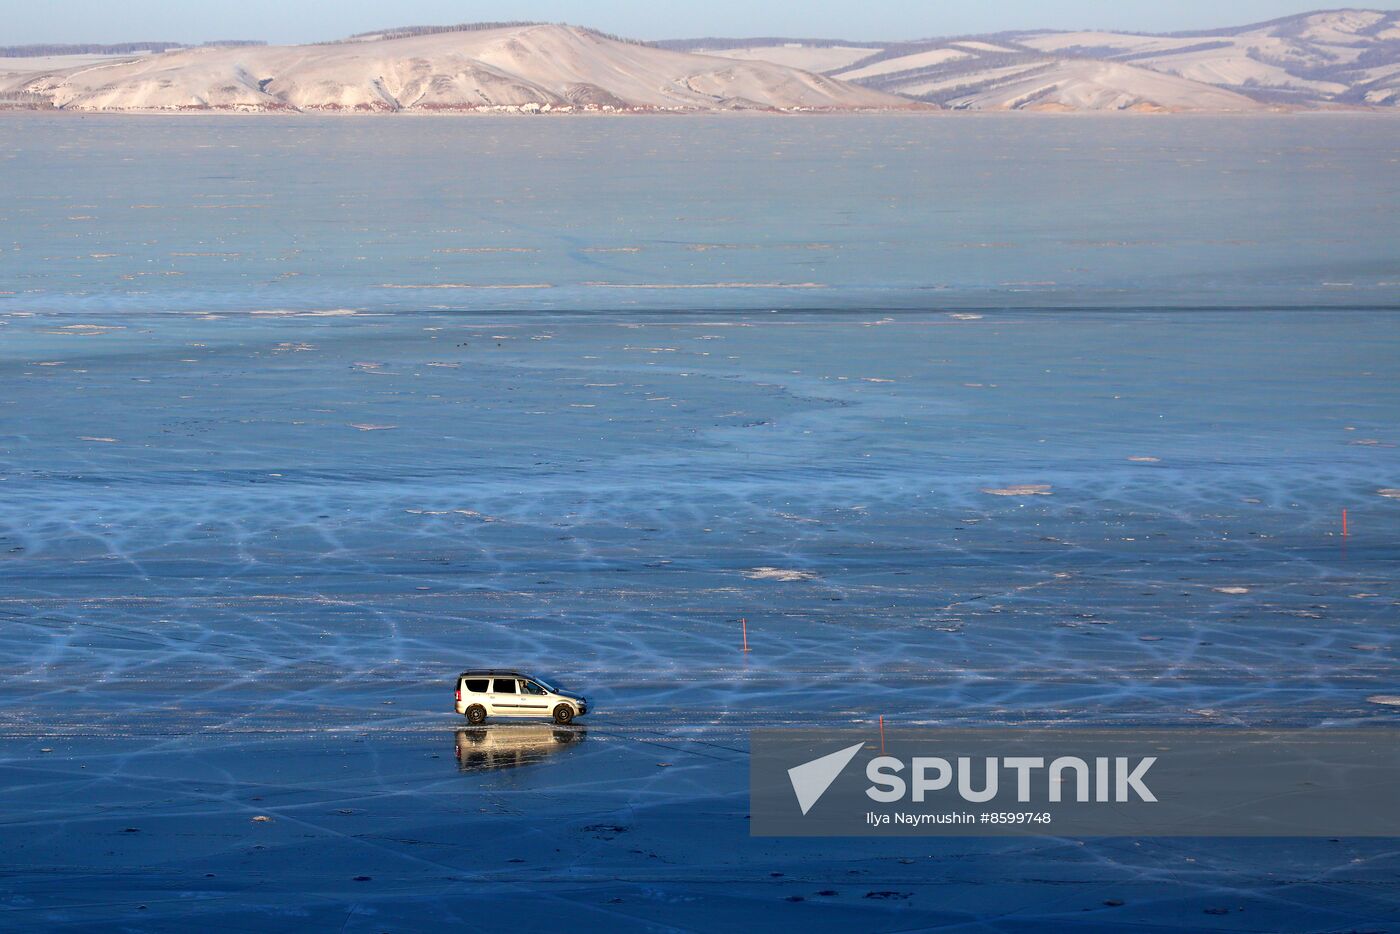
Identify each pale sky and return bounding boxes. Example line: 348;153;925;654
9;0;1347;46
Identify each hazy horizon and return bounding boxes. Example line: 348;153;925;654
4;0;1374;47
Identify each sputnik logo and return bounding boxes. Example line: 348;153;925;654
788;742;865;815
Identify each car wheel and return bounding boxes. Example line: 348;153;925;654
552;704;574;725
465;705;487;724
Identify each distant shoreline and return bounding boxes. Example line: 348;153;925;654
9;14;1399;118
1;106;1394;117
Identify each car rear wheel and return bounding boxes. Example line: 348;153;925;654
465;705;487;724
552;704;574;725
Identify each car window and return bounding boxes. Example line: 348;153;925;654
463;679;489;694
493;678;518;694
522;681;547;695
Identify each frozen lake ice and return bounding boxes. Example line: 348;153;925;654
1;115;1398;930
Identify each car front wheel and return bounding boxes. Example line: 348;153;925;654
552;704;574;725
465;705;487;724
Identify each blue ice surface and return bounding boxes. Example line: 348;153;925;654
0;114;1398;930
2;113;1399;314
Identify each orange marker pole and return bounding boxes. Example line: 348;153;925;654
1342;509;1349;537
741;617;750;653
879;715;886;756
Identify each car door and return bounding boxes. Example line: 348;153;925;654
488;677;521;715
517;679;552;716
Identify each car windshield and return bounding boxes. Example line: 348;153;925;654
533;676;559;693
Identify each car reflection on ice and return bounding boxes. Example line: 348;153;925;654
454;725;586;772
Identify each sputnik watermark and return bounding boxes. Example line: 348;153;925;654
865;810;1057;828
865;755;1157;803
787;742;863;814
787;746;1157;817
753;728;1400;837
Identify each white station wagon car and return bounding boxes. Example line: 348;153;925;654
455;670;589;725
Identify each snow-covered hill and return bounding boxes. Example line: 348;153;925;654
683;9;1400;110
2;23;911;113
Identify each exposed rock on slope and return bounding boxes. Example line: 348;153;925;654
935;60;1265;112
5;24;910;113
